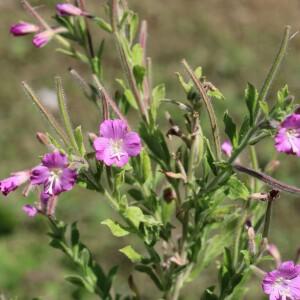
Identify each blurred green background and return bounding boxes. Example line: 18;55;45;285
1;0;300;299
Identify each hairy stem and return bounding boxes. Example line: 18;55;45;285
182;59;221;160
55;76;80;153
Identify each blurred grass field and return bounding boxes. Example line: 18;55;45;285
1;0;300;299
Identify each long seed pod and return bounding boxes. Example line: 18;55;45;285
233;164;300;194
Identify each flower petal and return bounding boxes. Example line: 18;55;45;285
93;137;110;160
123;132;142;157
30;165;50;185
100;119;128;139
22;205;38;217
59;168;77;192
42;151;68;168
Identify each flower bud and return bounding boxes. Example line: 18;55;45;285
267;244;281;267
10;22;39;36
56;3;86;16
32;30;54;48
36;132;50;146
22;205;38;217
163;187;176;203
221;140;233;157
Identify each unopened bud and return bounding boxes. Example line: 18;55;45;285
267;244;281;267
268;190;280;201
245;220;256;255
166;126;182;139
265;160;280;174
249;192;269;201
163;187;176;203
36;132;50;145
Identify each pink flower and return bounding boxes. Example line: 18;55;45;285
30;151;77;196
221;140;233;157
10;22;39;36
262;261;300;300
0;171;30;196
275;113;300;156
22;205;38;217
93;119;142;167
32;30;54;48
56;3;86;16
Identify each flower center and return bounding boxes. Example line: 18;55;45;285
109;139;125;160
44;170;62;195
275;277;292;297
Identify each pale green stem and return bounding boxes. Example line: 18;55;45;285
22;82;69;147
110;0;149;121
182;59;221;161
250;146;259;191
55;77;80;153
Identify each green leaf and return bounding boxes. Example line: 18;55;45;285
245;83;258;125
225;176;249;200
224;112;238;147
131;44;143;66
133;65;146;87
140;149;152;182
124;206;145;228
93;17;112;33
194;66;203;78
139;123;170;167
207;88;224;100
151;84;166;120
116;79;138;109
277;84;289;105
175;72;193;93
259;101;269;118
161;201;176;225
119;245;142;263
129;13;139;43
74;126;86;156
65;275;85;287
205;138;217;175
101;219;130;237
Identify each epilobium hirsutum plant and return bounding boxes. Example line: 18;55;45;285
3;0;300;299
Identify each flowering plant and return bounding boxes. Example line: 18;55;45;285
3;1;300;299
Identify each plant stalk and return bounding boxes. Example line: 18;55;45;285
182;59;221;160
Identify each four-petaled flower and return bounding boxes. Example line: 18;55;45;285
262;261;300;300
10;22;39;36
93;119;142;167
56;3;86;16
31;151;77;196
0;171;30;196
275;113;300;157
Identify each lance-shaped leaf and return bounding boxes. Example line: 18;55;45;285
224;112;238;147
101;219;130;237
245;83;258;125
151;84;165;120
119;245;142;263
